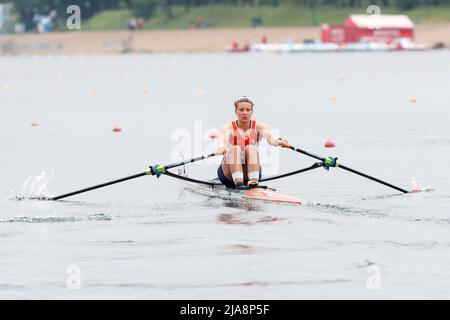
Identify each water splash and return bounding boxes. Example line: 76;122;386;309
15;172;54;200
410;177;434;193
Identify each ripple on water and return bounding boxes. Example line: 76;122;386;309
0;214;114;223
218;213;285;225
87;213;114;221
0;216;83;223
307;203;388;218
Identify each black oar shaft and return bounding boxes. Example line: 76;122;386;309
260;162;322;182
51;152;217;201
165;153;215;170
290;146;324;162
51;172;147;201
289;145;408;194
163;170;222;187
338;164;408;193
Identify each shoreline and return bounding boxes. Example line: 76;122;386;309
1;24;449;55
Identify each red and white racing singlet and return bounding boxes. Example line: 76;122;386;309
230;120;259;149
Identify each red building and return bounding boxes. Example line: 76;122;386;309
321;14;414;44
321;24;346;44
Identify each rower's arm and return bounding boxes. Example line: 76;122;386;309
257;122;279;146
257;122;290;147
215;124;231;155
219;124;230;148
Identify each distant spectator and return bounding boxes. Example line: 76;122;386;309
195;17;204;28
432;42;445;50
128;19;137;30
192;17;213;29
128;18;145;31
136;18;144;30
49;10;57;21
33;9;58;33
251;17;263;28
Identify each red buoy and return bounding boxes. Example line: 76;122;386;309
31;122;39;127
324;139;335;148
112;126;122;132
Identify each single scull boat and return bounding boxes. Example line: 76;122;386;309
183;178;303;205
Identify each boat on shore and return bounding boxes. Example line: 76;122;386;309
250;39;427;53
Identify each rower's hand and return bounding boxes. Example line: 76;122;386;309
214;147;228;156
276;139;290;148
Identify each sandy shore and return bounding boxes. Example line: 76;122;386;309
1;24;449;55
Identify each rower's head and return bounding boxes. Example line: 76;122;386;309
234;96;254;122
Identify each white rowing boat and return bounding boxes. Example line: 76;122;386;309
183;177;303;205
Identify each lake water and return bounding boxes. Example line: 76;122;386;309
0;52;449;299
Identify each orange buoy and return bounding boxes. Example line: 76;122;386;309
112;126;122;132
410;97;417;103
324;139;335;148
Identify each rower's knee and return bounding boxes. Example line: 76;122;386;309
244;144;257;155
231;145;243;158
245;145;258;164
232;145;243;153
225;145;243;165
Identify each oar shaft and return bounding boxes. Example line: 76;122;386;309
289;145;408;194
260;162;322;182
289;146;324;162
338;164;408;193
51;172;147;201
165;153;216;170
51;152;217;201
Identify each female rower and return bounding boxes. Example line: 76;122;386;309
214;96;290;189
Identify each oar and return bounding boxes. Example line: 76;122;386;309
51;153;217;201
260;162;323;183
289;146;409;194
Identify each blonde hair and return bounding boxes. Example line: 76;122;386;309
234;96;254;109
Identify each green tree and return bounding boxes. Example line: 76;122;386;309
131;0;159;19
395;0;420;9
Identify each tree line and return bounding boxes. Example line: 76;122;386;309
4;0;450;30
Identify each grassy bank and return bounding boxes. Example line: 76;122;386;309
81;5;450;31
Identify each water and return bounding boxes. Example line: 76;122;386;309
0;52;449;299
